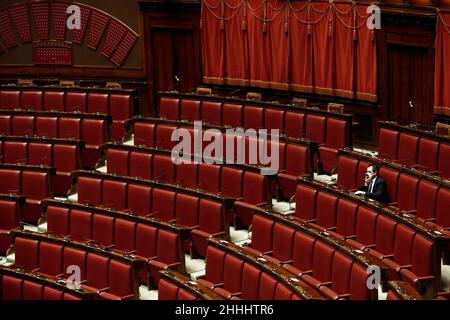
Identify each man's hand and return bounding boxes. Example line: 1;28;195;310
364;175;372;186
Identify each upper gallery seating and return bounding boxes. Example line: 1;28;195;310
0;87;135;142
0;109;111;168
39;199;188;289
157;93;352;174
0;194;25;254
70;170;232;258
0;265;97;300
336;149;450;231
292;178;450;297
245;210;385;300
0;164;55;223
377;121;450;180
9;229;145;300
158;269;224;300
0;136;84;195
196;238;326;300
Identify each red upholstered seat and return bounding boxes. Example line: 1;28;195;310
63;247;87;280
415;180;439;221
0;115;11;134
153;155;175;183
38;242;63;277
198;164;221;193
12;115;34;136
417;138;439;172
66;92;87;112
284;112;305;139
319;118;348;173
129;151;152;179
43;91;65;111
109;94;133;141
85;253;109;291
134;122;155;147
216;254;243;297
278;144;309;199
0;169;20;194
197;245;225;289
378;128;399;160
155;124;177;150
14;237;39;271
241;263;262;300
372;215;397;258
222;103;243;128
400;235;434;289
175;162;198;189
202;101;222;125
314;192;338;230
438;143;450;180
46;206;70;236
335;199;358;239
59;117;81;139
396;174;419;212
307;241;334;285
397;133;419;166
351;207;377;248
92;214;115;246
99;260;134;300
158;278;179;300
43;287;63;300
135;223;157;283
258;273;277;300
330;252;353;298
107;148;130;177
21;91;42;110
22;280;43;300
177;288;197;300
270;223;294;264
3;141;27;164
151;189;176;221
77;176;102;206
159;97;180;120
0;90;20;109
102;180;127;211
21;171;50;223
175;193;199;228
35;116;58;138
264;109;285;134
0;200;19;253
2;275;23;300
337;155;358;190
249;215;274;255
243;105;263;130
220;167;243;198
87;93;109;114
305;115;326;144
349;263;371;300
127;184;152;217
28;143;52;166
434;187;450;229
70;209;92;242
295;184;317;221
180;99;201;122
379;167;399;203
82;119;107;167
53;145;79;195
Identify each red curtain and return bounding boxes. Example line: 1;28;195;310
434;12;450;116
202;0;225;84
355;4;377;102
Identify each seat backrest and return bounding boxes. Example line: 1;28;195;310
152;189;175;221
86;253;110;290
59;117;81;139
0;200;19;231
325;118;348;149
2;275;23;300
222;103;243;128
3;141;27;164
175;162;198;189
0;115;11;135
158;278;179;300
415;180;439;221
378;128;398;160
305;115;326;143
312;241;334;282
47;206;70;236
397;133;419;166
222;254;244;294
295;184;317;221
39;241;63;276
159;97;180;120
156;229;179;264
272;223;295;262
127;184;152;217
128;151;151;179
435;187;450;228
204;245;225;284
397;173;419;211
242;172;268;205
349;263;371;300
63;247;87;280
374;215;396;256
251;215;274;253
12;115;34;136
180;99;201;122
0;169;20;194
87;93;109;114
133;122;155;147
220;167;243;198
379;167;399;202
175;193;199;228
258;272;277;300
109;94;132;121
331;252;353;296
155;124;177;150
198;164;221;193
21;91;43;110
135;223;158;259
198;199;224;234
77;176;102;206
53;144;79;173
14;237;39;271
241;263;262;300
107;148;130;177
28;143;52;167
292;231;316;273
284;111;305;139
35;116;58;138
92;214;115;246
337;155;358;190
201;101;222;125
43;91;65;111
438;143;450;180
23;280;43;300
417;138;439;172
66;92;87;112
82;119;106;146
21;171;50;200
70;209;92;242
243;105;263;130
153;155;175;183
335;199;358;238
392;224;415;266
410;234;434;277
315;192;338;229
43;287;63;300
108;260;134;297
285;144;308;176
114;218;137;252
0;90;20;109
264;108;285;134
354;207;378;246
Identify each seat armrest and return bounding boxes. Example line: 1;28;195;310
121;294;136;300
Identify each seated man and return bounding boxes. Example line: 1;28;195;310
354;164;389;203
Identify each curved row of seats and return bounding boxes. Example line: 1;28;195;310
0;111;110;167
0;194;24;254
0;89;134;141
0;136;83;194
10;229;145;300
246;211;384;300
158;94;352;173
39;199;187;289
197;238;326;300
293;178;450;297
0;265;97;300
337;150;450;228
0;164;54;223
378;122;450;180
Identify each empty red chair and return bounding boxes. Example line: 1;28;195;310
202;101;222;125
14;237;39;271
21;171;50;223
12;115;34;136
63;246;87;281
347;207;378;249
1;275;23;300
177;288;196;300
329;252;353;298
43;91;65;111
222;103;243;128
180;99;201;122
84;253;110;292
99;260;134;300
379;167;399;203
0;115;11;134
66;92;87;112
433;187;450;229
274;283;296;300
22;280;43;300
199;245;228;290
0;200;19;253
77;176;102;206
92;214;115;246
258;272;277;300
53;145;79;195
102;180;127;211
0;90;20;109
349;263;371;300
59;117;81;139
319;118;348;173
175;162;198;189
159;97;180;120
248;214;274;255
285;111;305;139
336;155;358;190
158;278;179;300
114;218;136;253
129;151;152;179
127;184;152;217
243;106;263;130
191;199;225;257
70;209;92;242
295;184;317;221
415;180;439;221
135;223;157;283
46;206;70;236
313;192;338;230
264;109;285;134
284;231;316;277
220;167;243;198
397;133;419;166
335;199;358;238
382;224;415;276
21;91;42;110
110;94;133;141
87;93;109;114
241;263;262;300
82;119;107;167
234;172;269;227
3;141;27;164
214;254;244;298
107;148;130;177
305;115;326;144
378;128;399;160
269;223;295;264
438;143;450;180
175;193;199;228
302;241;334;287
134;122;155;147
153;155;175;183
369;215;396;260
35;116;58;138
151;189;175;221
198;164;221;193
148;229;180;288
38;242;63;277
155;124;177;150
278;144;309;199
43;287;63;300
0;169;20;194
417;138;439;172
28;143;52;166
395;174;419;212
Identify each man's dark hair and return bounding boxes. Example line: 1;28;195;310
369;164;380;174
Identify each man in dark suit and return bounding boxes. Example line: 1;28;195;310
356;164;389;203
